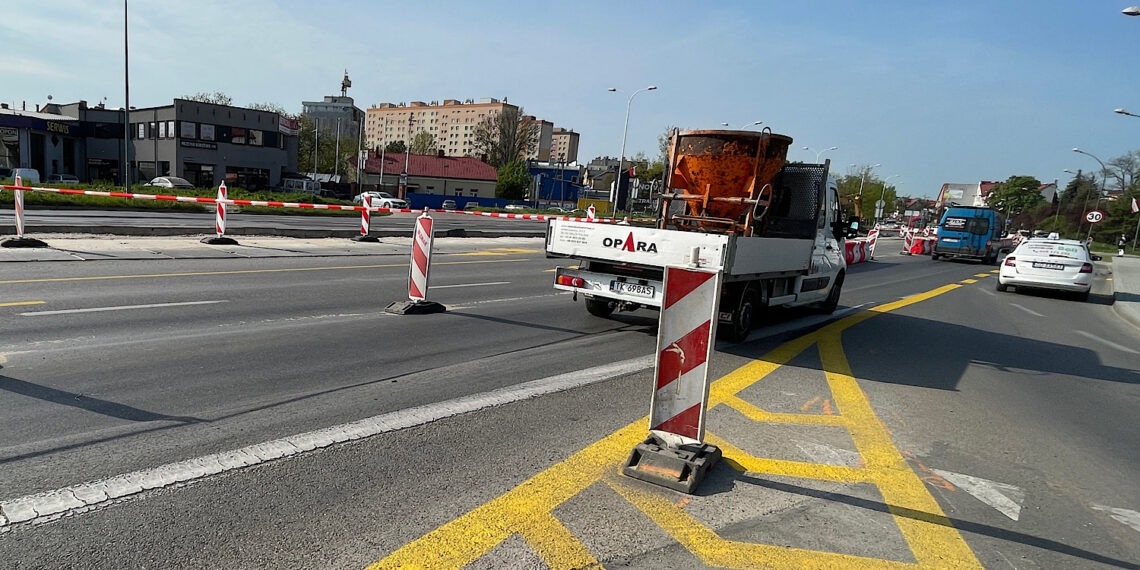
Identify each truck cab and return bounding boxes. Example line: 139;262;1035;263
932;206;1005;263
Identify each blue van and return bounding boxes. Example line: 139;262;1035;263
932;206;1004;263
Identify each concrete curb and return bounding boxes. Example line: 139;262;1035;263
1109;257;1140;331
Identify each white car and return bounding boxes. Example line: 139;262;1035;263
353;191;408;209
996;236;1102;301
145;176;195;189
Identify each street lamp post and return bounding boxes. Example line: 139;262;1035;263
850;163;880;218
608;85;657;215
122;0;130;192
739;120;763;129
1073;148;1108;241
1115;108;1140;118
803;145;838;162
877;174;901;225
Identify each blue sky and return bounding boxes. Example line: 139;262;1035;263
5;0;1139;197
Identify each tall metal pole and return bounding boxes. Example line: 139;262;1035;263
356;120;363;192
334;118;341;178
610;86;656;215
122;0;130;192
1074;148;1108;241
312;118;319;178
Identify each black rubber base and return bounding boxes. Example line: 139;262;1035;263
384;300;447;315
351;235;380;242
1;237;50;248
201;236;239;245
621;433;721;494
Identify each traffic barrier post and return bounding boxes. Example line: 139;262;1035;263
201;182;237;245
1;175;48;248
622;264;722;494
867;225;880;259
352;195;380;242
385;209;446;315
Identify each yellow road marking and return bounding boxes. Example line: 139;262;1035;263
960;278;978;284
0;258;530;286
458;247;541;256
368;279;981;569
0;300;45;307
990;270;999;273
973;273;990;278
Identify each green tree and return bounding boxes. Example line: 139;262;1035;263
835;164;885;219
495;160;531;200
297;116;363;175
384;140;407;154
409;131;437;155
986;175;1045;219
473;107;538;168
658;125;677;164
247;102;290;116
182;91;232;106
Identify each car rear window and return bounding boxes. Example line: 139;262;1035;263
1020;242;1085;259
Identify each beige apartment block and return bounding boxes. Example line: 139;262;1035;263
551;127;579;163
525;117;553;161
365;98;517;158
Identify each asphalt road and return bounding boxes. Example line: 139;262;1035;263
0;239;1137;569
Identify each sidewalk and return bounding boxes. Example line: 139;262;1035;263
1111;254;1140;330
0;234;544;263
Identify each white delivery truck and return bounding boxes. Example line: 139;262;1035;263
546;129;851;341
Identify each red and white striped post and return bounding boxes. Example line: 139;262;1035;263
352;194;379;242
385;208;445;314
867;224;881;259
622;264;723;493
201;182;237;245
215;182;227;237
409;209;434;301
1;175;47;248
13;174;24;238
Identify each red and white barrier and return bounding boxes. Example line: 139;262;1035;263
866;226;880;258
650;266;721;444
360;195;372;236
409;210;434;301
844;240;869;264
13;175;24;237
214;182;227;237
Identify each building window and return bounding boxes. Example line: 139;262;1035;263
148;122;156;139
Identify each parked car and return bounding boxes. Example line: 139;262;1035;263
996;236;1101;301
48;174;80;184
11;168;40;184
504;204;526;211
464;202;480;211
353;191;408;209
145;176;195;189
441;199;457;210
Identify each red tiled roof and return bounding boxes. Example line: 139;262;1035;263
979;182;1000;197
353;151;497;181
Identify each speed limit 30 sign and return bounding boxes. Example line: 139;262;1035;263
1085;210;1105;224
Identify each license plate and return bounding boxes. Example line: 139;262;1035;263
1032;262;1065;270
610;281;654;298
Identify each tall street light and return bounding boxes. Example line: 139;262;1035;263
850;162;880;218
122;0;130;192
1073;147;1108;240
608;85;657;213
878;174;901;225
803;145;838;162
739;120;763;129
1115;108;1140;118
1124;6;1140;16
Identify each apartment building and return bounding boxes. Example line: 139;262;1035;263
551;127;579;163
524;117;553;161
365;98;517;158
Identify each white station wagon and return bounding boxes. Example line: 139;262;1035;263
996;235;1103;301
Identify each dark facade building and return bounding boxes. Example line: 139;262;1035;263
128;99;299;189
0;104;87;180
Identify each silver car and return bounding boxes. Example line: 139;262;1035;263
996;236;1102;301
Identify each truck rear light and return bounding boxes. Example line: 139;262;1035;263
1004;256;1016;267
556;275;586;288
1080;263;1093;273
986;239;992;248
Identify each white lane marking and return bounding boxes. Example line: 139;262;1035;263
20;300;228;317
0;354;654;527
433;281;510;289
1075;330;1140;355
1090;504;1140;533
1009;303;1045;317
933;468;1025;521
